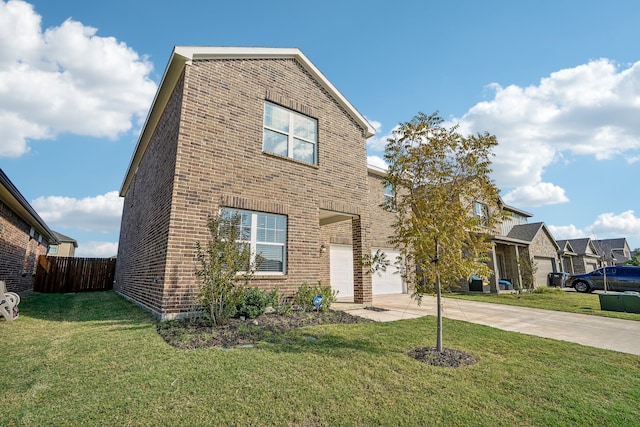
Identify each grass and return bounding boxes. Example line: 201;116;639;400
2;291;639;426
447;287;640;321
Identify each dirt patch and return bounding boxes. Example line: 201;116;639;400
407;346;478;367
157;310;371;349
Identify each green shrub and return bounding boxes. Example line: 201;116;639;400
195;213;258;325
236;287;271;319
268;287;293;315
292;281;336;312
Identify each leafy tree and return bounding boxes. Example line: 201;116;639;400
517;251;537;291
626;248;640;266
195;212;259;326
383;112;503;352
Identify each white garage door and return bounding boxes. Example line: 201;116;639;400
372;248;404;295
533;257;556;287
330;245;353;298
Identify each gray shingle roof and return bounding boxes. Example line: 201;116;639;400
506;222;545;242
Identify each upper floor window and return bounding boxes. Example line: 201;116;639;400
221;208;287;274
48;245;58;255
263;102;317;164
474;201;489;226
384;183;394;200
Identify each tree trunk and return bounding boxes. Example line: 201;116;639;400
435;266;443;352
434;238;443;352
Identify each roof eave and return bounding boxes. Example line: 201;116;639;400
0;169;58;244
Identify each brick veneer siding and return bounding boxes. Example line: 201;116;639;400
116;57;371;319
114;72;184;317
0;200;48;293
367;172;397;249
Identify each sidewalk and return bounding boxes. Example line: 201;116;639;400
334;294;640;356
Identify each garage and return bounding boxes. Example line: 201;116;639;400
329;245;353;298
371;248;404;295
533;256;556;287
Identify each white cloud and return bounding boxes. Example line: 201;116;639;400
365;119;397;152
547;224;587;240
75;241;118;258
502;182;569;208
0;0;157;157
367;155;387;170
590;210;640;242
549;210;640;248
453;58;640;206
32;191;123;233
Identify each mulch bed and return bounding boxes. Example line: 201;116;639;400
157;309;478;367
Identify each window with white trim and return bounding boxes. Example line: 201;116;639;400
384;183;394;201
263;102;317;164
221;208;287;274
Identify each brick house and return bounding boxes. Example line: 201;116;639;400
0;169;58;293
115;46;385;320
557;238;600;274
480;204;561;291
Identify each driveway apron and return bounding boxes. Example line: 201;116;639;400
336;294;640;356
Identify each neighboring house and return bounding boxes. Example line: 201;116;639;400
558;238;600;273
506;222;560;287
556;240;577;274
0;169;58;293
592;238;632;266
482;203;562;291
486;204;533;291
48;231;78;257
115;46;378;320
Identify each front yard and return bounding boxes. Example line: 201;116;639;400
2;291;639;426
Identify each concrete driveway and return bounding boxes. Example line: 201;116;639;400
335;293;640;356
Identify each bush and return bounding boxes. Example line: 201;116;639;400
292;282;336;312
236;287;271;319
268;287;293;315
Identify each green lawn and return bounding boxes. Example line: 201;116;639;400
447;287;640;321
2;291;639;426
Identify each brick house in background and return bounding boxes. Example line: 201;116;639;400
557;238;600;274
0;169;58;293
115;46;382;320
479;204;561;291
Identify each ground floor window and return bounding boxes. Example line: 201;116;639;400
221;208;287;274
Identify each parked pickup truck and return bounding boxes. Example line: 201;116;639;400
567;266;640;293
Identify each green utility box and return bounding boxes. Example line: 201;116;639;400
599;292;640;313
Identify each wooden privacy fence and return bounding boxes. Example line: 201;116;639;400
34;256;116;293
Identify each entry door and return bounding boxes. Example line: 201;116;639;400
330;245;354;298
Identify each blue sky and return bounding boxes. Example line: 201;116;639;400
1;0;639;256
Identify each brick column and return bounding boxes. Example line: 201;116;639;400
352;215;372;304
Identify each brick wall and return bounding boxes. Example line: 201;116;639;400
114;72;184;317
117;57;372;319
0;201;48;293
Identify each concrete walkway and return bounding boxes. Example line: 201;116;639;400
334;294;640;356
